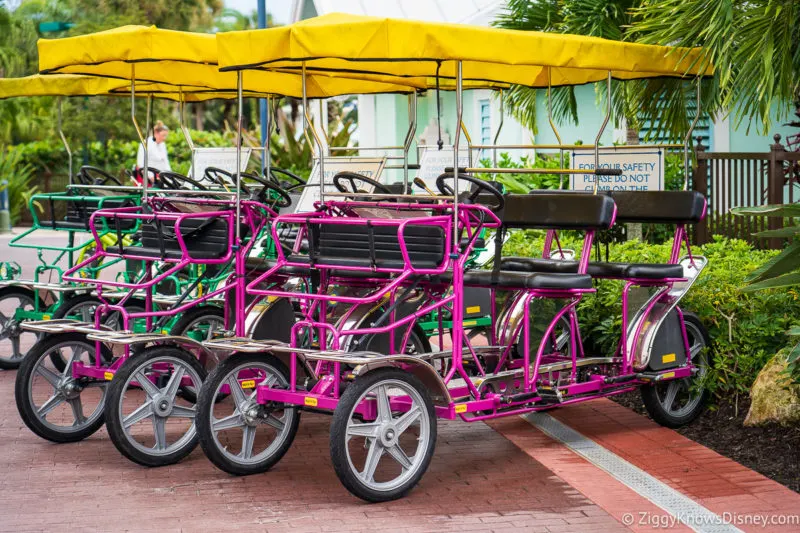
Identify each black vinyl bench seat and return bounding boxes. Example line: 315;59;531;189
498;257;685;280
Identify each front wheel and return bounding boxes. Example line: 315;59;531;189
104;346;206;467
14;333;112;443
330;368;436;502
196;352;300;476
641;312;711;428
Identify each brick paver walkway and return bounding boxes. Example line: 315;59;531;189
0;369;626;533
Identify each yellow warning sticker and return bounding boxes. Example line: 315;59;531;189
240;380;256;389
103;372;114;381
661;371;676;380
662;353;676;364
455;404;467;414
466;306;481;314
42;314;51;320
304;397;318;407
463;320;477;327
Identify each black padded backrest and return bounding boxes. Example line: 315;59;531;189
316;223;446;267
140;217;231;255
604;191;705;224
502;193;615;230
66;197;137;229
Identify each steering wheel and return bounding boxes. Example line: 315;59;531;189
154;171;209;191
269;167;306;190
435;172;505;212
251;179;292;209
333;171;392;196
204;167;235;189
78;166;122;186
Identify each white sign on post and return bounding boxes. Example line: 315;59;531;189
570;147;664;191
189;147;252;185
417;145;471;189
292;156;387;214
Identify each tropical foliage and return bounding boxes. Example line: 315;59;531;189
732;203;800;380
494;0;800;140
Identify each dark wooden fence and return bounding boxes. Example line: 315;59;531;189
693;134;800;249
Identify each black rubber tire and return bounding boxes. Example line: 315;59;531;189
196;352;300;476
14;332;113;443
330;367;437;502
641;312;711;428
105;345;206;467
0;287;44;370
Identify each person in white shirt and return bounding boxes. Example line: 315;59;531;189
135;120;171;183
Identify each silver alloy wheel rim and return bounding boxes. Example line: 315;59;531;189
0;292;38;362
117;355;204;456
344;378;430;492
208;361;296;466
26;339;107;431
655;321;707;417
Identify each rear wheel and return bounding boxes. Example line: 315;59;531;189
14;333;112;442
0;287;43;369
196;352;300;476
105;346;206;467
641;312;710;428
330;368;436;502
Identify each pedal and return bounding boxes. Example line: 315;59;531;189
535;386;563;404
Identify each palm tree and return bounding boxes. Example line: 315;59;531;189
495;0;799;141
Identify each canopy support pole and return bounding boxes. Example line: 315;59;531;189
454;61;462;253
178;88;196;180
592;71;612;194
684;80;702;191
236;71;243;243
547;69;565;188
131;65;148;201
264;96;272;180
402;92;417;191
57;97;73;185
302;62;326;204
493;91;504;168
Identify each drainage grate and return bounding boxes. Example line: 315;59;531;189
525;413;743;533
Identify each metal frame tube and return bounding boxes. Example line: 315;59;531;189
265;96;272;179
235;72;243;242
684;80;702;191
130;65;148;201
547;69;565;188
592;71;612;194
454;61;462;252
57;97;73;185
302;62;326;203
178;88;196;180
402;92;418;189
493;91;504;167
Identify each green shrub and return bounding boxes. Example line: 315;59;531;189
502;232;800;402
0;146;38;224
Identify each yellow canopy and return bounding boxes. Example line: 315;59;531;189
37;25;416;97
0;74;278;102
216;13;713;88
0;74;130;99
